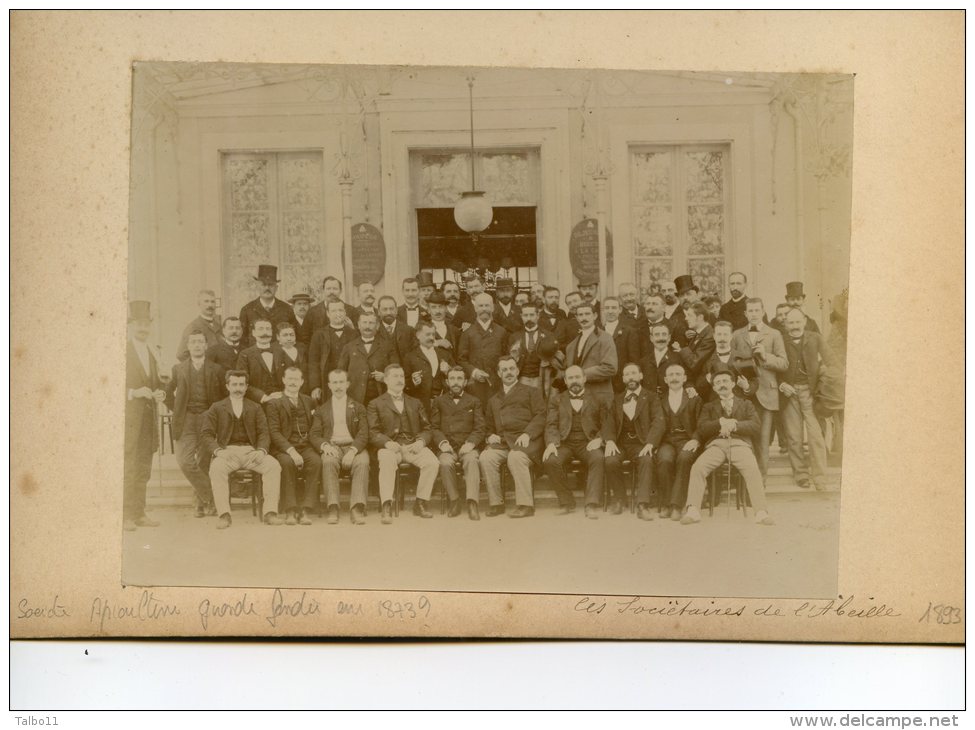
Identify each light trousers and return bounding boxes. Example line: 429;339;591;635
479;446;534;507
209;445;281;518
321;445;370;509
685;438;768;513
783;384;828;482
377;446;439;503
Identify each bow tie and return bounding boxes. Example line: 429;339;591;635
749;326;759;332
569;392;585;400
391;394;404;402
624;392;639;402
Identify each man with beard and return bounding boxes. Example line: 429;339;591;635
578;278;602;324
338;310;399;406
659;278;687;347
479;356;546;518
704;295;722;323
599;296;636;394
426;290;460;351
308;300;358;401
430;366;486;519
617;282;646;330
655;362;702;520
680;365;774;526
784;281;821;333
604;362;665;519
509;302;556;390
404;320;454;412
238;265;297;348
442;280;467;330
458;292;509;411
554;290;583;350
530;283;546;311
718;272;750;331
492;277;523;334
377;295;417;362
207;316;244;373
289;293;315;349
236;318;285;406
514;290;530;310
671;302;716;395
176;289;222;362
307;276;357;333
565;302;618;405
538;286;566;332
543;365;613;519
348;282;378;329
638;322;681;398
266;366;321;526
398;277;429;328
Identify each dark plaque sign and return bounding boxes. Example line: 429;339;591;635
349;223;386;286
569;218;613;283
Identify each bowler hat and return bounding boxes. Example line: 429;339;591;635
710;362;736;381
785;281;805;298
537;337;559;360
289;293;313;304
127;300;152;322
577;275;599;287
254;264;280;283
495;277;515;289
416;271;435;288
674;275;697;295
427;291;447;305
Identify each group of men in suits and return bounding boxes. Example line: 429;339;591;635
123;263;837;531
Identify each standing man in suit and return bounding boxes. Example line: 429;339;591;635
289;293;315;350
553;291;583;350
207;316;244;373
201;369;284;529
630;293;669;362
377;295;417;362
238;265;296;348
307;276;357;333
426;291;460;352
416;271;436;311
696;321;754;403
543;365;613;519
638;322;680;398
348;281;378;329
310;369;370;526
274;322;308;388
680;365;774;526
266;366;321;526
604;362;666;520
655;362;702;520
508;302;556;390
176;289;222;362
617;282;646;330
235;318;284;406
397;277;428;328
599;296;635;394
672;302;716;394
367;364;440;524
337;310;398;406
404;320;454;412
538;286;566;333
164;330;225;518
659;279;686;345
430;366;485;519
565;302;618;405
457;293;509;411
780;308;837;490
578;278;602;324
718;272;750;331
442;280;467;331
492;277;523;334
123;300;165;532
478;356;546;518
308;300;358;401
784;281;821;333
530;283;546;311
731;298;788;478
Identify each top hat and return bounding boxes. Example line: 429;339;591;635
127;300;152;322
577;275;599;287
288;293;313;304
416;271;435;288
495;277;515;289
253;264;280;283
427;290;447;305
710;362;736;382
785;281;805;298
674;275;697;295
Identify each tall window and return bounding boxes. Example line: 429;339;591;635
630;144;731;300
221;151;326;314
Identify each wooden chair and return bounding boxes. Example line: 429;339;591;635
706;462;748;517
228;469;262;517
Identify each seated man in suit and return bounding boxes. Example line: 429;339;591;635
543;365;613;519
310;369;371;525
655;361;702;520
236;318;284;406
404;320;454;413
200;369;284;528
337;310;398;407
367;364;440;523
604;362;665;520
266;366;321;526
430;366;486;520
478;356;546;518
565;302;618;405
680;365;774;526
207;316;244;373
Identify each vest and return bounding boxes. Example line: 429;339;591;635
187;362;209;414
229;411;250;446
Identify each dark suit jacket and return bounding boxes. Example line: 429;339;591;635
164;358;225;440
485;383;545;460
307;301;358;333
308;326;358;393
236;345;284;403
538;306;567;332
781;331;836;395
665;305;688;345
430;392;485;450
367;392;432;450
718;297;749;332
430;320;461;352
238;298;297;348
200;397;270;458
493;303;523;334
337;337;400;406
508;327;557;379
659;390;702;447
457;320;509;407
544;390;614;445
293;316;315;349
603;322;638;392
404;345;454;411
637;347;682;397
397;304;430;327
446;302;475;330
206;339;242;373
694;396;761;449
348;306;379;329
677;324;716;381
610;387;665;448
695;351;755;402
377;321;417;362
265;393;317;454
176;315;222;362
125;339;161;451
565;329;618;399
553;316;580;350
275;343;308;388
618;304;647;330
309;397;369;453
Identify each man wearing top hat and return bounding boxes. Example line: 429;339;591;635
289;292;315;350
124;300;166;531
416;270;436;311
176;289;222;362
307;276;358;333
492;277;523;334
784;281;821;333
238;265;298;348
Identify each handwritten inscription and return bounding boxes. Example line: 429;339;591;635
16;596;69;620
918;602;962;625
378;596;431;620
575;595;901;621
793;595;901;619
198;593;258;631
89;591;180;632
337;601;364;616
266;589;321;628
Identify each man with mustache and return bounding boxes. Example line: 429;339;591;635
565;302;618;405
441;280;467;331
337;310;398;406
430;366;485;519
398;277;429;329
176;289;222;362
376;295;418;362
308;300;358;402
289;293;315;349
617;282;646;330
235;318;284;406
492;277;523;334
538;285;567;333
238;265;297;348
553;290;583;350
457;292;509;411
349;281;378;329
426;290;460;351
207;316;244;373
671;302;716;396
637;322;681;398
404;320;454;413
307;275;357;333
718;272;750;331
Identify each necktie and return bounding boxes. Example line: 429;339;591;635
526;331;536;353
624;392;638;402
722;399;734;417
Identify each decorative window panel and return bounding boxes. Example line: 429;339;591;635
222;151;326;314
411;149;540;208
630;145;731;300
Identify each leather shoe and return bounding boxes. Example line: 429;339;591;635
584;505;599;520
263;512;284;526
670;506;682;521
611;500;623;515
135;515;160;527
381;501;393;525
216;513;232;530
413;500;433;519
285;511;297;526
467;500;480;521
486;505;505;517
755;510;775;526
659;506;672;519
205;502;217;517
557;504;576;516
796;478;811;489
299;510;313;526
509;505;535;518
448;499;463;518
123;519;137;532
812;481;827;492
327;506;340;525
351;505;366;525
194;504;206;518
637;504;654;521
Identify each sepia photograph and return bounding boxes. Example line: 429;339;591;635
122;61;852;600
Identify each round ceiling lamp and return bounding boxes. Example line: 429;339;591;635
454;76;493;235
